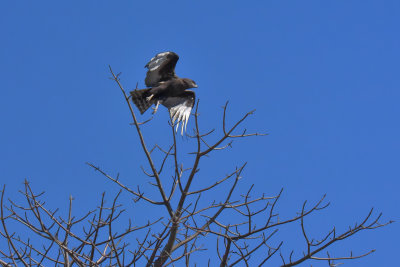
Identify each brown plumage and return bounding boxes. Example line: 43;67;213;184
130;52;198;134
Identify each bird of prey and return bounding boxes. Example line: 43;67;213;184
130;52;198;134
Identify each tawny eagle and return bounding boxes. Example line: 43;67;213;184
130;52;198;134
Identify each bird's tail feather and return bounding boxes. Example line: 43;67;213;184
130;89;154;114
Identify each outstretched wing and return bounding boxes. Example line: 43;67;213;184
145;52;179;87
161;91;195;135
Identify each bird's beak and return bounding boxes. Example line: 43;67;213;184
194;84;198;88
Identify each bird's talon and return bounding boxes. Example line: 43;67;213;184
152;101;160;114
146;95;154;102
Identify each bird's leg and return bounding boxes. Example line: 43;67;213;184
152;100;160;114
146;94;154;102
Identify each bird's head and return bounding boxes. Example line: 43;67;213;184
183;78;198;89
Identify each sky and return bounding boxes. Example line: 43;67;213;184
0;1;399;266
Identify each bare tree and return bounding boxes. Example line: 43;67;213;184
0;66;392;266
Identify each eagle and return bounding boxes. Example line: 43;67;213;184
130;52;198;134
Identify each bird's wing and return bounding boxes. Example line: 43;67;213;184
162;91;195;135
145;52;179;87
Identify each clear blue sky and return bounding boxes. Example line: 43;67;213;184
0;1;398;266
